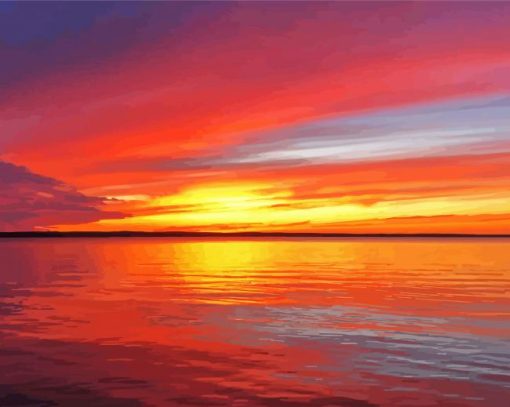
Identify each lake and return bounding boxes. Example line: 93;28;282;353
1;238;509;406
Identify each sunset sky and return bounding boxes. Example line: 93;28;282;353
1;1;510;233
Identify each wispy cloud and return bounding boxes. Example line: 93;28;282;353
2;2;510;232
93;94;510;173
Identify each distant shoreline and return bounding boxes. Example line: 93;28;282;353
1;231;509;239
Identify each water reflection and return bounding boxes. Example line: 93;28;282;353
1;238;509;406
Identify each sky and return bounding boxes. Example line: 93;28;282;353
1;1;510;233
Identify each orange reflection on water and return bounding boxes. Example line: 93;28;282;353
1;237;509;406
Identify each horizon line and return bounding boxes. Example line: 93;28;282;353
1;231;509;239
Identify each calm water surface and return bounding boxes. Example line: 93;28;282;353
0;238;509;406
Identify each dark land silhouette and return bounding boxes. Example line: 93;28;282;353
1;231;509;238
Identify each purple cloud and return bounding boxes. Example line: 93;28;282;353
0;161;125;231
91;94;510;174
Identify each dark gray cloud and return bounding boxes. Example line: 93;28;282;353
0;161;125;230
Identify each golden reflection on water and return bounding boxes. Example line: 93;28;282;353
166;241;278;304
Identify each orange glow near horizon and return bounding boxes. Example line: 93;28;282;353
2;2;510;233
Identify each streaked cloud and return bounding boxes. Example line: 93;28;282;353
93;94;510;172
214;95;510;166
1;2;510;232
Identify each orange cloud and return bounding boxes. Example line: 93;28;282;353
3;3;510;232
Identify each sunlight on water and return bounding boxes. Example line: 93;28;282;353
1;238;509;406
